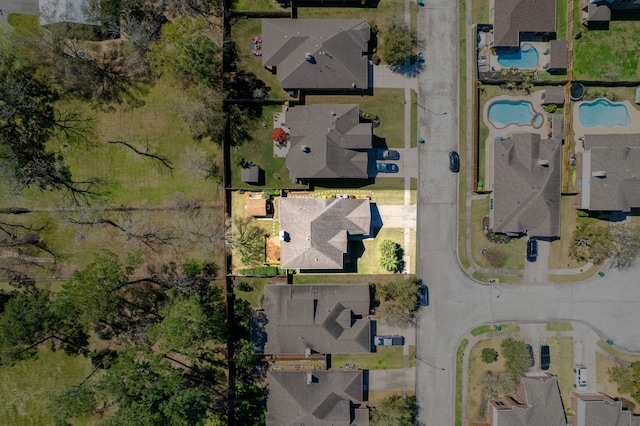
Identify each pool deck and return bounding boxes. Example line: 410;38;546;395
572;100;640;153
483;92;549;193
485;41;551;72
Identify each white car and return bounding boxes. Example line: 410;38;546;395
574;365;587;388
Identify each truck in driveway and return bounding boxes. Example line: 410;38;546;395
374;336;404;346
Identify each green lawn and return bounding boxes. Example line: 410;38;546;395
332;346;404;370
232;0;284;12
235;278;270;308
0;349;93;426
470;196;526;271
548;195;583;269
293;274;409;284
546;336;573;407
457;0;469;270
546;322;573;332
472;271;522;284
572;2;640;80
411;90;418;148
556;0;567;40
455;338;469;426
359;228;405;274
472;0;490;24
230;18;287;99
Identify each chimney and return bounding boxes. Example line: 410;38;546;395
301;145;310;153
538;160;549;167
305;53;313;62
592;171;606;178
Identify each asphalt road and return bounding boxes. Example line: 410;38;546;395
414;1;640;425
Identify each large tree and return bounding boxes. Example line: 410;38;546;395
380;22;416;67
370;395;416;426
376;278;420;327
500;338;531;379
609;362;640;404
569;219;613;264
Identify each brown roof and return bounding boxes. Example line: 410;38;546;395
549;40;568;70
241;165;260;183
266;370;368;425
279;197;371;269
490;373;565;426
252;284;371;355
578;134;640;211
284;104;372;179
491;133;562;237
542;87;565;105
262;19;370;90
244;192;268;217
573;392;640;426
493;0;557;47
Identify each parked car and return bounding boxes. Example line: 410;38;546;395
376;149;400;160
540;345;550;370
449;151;460;172
377;163;399;173
374;335;404;346
420;285;429;306
574;365;587;388
526;344;534;367
526;238;538;262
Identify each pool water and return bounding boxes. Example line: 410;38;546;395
578;99;631;128
497;44;539;69
488;100;544;129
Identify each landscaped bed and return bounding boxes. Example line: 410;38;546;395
466;338;507;423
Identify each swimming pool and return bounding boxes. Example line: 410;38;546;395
497;44;539;69
487;100;544;129
578;99;631;128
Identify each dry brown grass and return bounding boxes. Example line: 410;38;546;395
466;338;507;423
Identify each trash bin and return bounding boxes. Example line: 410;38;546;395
495;325;502;331
607;340;614;346
598;271;605;277
418;138;425;144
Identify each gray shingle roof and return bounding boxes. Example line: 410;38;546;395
542;87;565;105
252;284;371;355
494;374;565;426
284;104;372;179
262;19;370;90
492;134;562;237
279;198;371;269
576;393;640;426
267;370;368;426
581;134;640;211
549;40;568;70
241;165;260;183
493;0;557;47
552;115;564;140
586;3;611;22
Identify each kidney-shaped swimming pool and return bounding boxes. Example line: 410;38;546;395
487;100;544;129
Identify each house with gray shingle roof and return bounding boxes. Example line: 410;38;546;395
251;284;371;355
492;0;557;48
571;392;640;426
488;373;566;425
542;87;565;105
279;197;370;270
266;370;369;426
575;134;640;212
283;104;372;180
262;19;370;91
490;133;562;238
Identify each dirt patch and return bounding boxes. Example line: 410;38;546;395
266;236;280;264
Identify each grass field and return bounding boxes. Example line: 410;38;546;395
546;322;573;332
472;0;490;24
457;0;469;270
546;336;573;407
572;2;640;81
455;338;469;426
0;349;93;426
234;278;270;308
556;0;567;40
332;346;404;370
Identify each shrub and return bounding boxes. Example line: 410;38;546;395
378;240;402;272
236;281;253;292
481;348;498;364
577;210;590;217
372;53;381;65
544;104;557;114
183;259;203;276
262;189;280;199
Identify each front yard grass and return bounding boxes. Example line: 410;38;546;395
548;195;583;269
596;353;640;414
470;196;526;271
455;338;469;426
546;322;573;332
0;349;93;425
546;336;573;407
466;338;507;423
472;0;490;24
472;271;522;284
306;89;407;149
359;228;405;274
572;1;640;80
293;273;410;285
332;346;404;370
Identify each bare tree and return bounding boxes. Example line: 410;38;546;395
0;217;60;279
107;139;173;171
